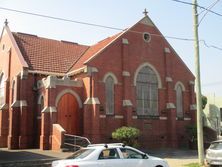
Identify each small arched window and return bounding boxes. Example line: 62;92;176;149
11;80;15;103
105;76;115;115
136;66;158;116
0;74;4;106
176;84;183;118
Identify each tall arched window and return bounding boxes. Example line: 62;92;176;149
176;84;183;118
0;74;4;106
105;76;114;115
11;80;15;103
136;66;158;116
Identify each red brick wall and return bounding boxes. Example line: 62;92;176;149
84;22;195;148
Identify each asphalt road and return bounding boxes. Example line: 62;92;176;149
0;148;199;167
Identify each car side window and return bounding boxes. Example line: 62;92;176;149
120;148;144;159
98;148;120;160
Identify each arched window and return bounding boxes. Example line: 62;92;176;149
0;74;4;106
40;96;44;111
176;84;183;118
136;66;158;116
11;80;15;103
105;76;114;115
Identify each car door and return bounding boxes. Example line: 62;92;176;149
97;148;122;167
119;148;152;167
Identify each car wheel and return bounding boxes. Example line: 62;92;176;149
155;165;163;167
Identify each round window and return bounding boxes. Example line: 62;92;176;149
143;32;151;42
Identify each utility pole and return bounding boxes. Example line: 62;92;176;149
192;0;204;165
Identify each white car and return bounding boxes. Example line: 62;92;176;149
52;143;169;167
206;140;222;166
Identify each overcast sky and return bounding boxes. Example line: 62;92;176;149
0;0;222;98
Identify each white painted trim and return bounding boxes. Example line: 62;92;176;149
28;70;65;77
174;81;185;91
0;103;8;110
133;62;162;88
84;97;100;105
184;117;191;121
166;77;173;82
99;115;106;118
166;103;176;109
122;71;130;77
190;104;196;110
159;116;167;120
42;106;57;113
103;72;118;84
132;116;138;119
123;100;133;107
164;47;171;53
122;38;129;44
189;81;195;85
37;94;44;105
115;115;124;119
11;100;27;107
55;89;82;108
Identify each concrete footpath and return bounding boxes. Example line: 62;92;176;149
0;148;199;167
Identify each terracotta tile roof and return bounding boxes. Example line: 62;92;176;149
13;32;89;73
69;32;121;71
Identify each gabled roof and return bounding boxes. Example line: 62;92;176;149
13;32;89;73
69;32;122;71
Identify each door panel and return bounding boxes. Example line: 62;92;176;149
57;93;79;134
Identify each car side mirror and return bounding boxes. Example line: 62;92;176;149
142;154;148;159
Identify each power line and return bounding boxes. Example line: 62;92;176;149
0;6;221;51
198;0;221;26
0;6;123;31
171;0;222;17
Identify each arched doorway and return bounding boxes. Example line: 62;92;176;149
57;93;79;134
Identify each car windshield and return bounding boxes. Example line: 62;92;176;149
210;142;222;150
67;149;95;159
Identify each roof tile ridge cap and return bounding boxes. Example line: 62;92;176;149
65;46;91;73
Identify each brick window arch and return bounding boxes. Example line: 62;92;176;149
105;75;115;115
0;73;4;106
136;66;158;116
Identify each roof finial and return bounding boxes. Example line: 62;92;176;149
4;19;8;26
143;8;148;16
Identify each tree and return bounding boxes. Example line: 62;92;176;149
112;126;140;147
202;95;207;110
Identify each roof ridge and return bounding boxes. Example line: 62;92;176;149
66;46;91;73
13;32;89;47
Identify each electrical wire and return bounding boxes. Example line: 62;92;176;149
198;0;220;26
171;0;222;17
0;6;221;51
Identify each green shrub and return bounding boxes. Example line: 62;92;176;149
112;126;140;147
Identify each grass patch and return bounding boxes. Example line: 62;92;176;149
183;163;202;167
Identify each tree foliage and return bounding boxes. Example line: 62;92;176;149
112;126;140;147
202;95;207;110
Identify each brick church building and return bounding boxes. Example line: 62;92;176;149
0;13;196;150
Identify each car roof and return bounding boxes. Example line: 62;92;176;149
85;143;126;149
